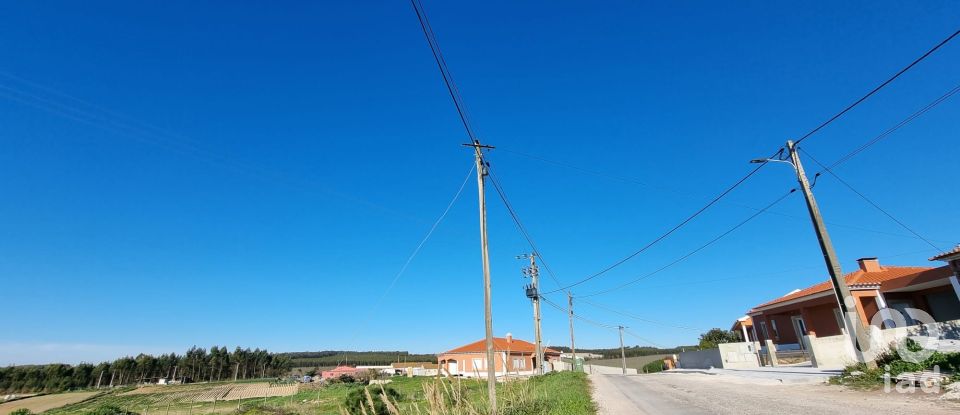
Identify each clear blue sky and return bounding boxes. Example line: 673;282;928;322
1;1;958;365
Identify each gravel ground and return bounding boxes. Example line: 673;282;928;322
590;372;960;415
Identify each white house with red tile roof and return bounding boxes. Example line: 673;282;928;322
744;256;960;349
437;333;561;377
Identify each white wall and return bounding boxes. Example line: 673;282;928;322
805;334;857;369
677;349;723;369
718;342;761;369
806;318;960;369
584;364;638;375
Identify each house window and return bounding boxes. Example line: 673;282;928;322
770;320;779;338
472;358;484;370
512;358;525;369
759;322;769;340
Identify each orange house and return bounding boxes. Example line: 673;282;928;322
746;255;960;349
437;334;560;377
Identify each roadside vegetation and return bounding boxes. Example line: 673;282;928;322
641;361;664;374
830;341;960;389
28;371;593;415
697;328;740;349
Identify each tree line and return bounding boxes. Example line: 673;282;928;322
282;351;436;368
0;346;292;394
553;345;695;359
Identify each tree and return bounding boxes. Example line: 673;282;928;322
698;328;740;349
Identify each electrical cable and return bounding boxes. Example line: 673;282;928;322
410;0;478;141
800;149;942;251
793;28;960;145
817;82;960;172
578;298;704;332
541;161;770;295
339;162;475;365
579;188;797;298
485;166;564;288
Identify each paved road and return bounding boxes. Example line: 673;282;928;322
590;372;960;415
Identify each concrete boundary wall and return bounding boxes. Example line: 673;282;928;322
718;342;761;369
677;349;723;369
805;334;856;369
584;364;638;375
806;318;960;369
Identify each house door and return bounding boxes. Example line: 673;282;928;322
791;316;807;350
448;361;458;375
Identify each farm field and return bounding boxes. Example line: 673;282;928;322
47;382;300;415
0;391;100;415
36;371;593;415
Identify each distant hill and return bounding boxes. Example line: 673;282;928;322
551;345;694;360
280;351;436;368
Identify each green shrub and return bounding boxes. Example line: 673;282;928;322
642;360;664;373
342;386;401;415
831;347;960;388
10;409;33;415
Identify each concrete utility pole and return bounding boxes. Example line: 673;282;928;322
568;292;577;370
464;140;498;412
520;253;544;375
755;140;872;364
618;326;628;375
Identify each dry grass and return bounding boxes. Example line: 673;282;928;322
0;391;100;415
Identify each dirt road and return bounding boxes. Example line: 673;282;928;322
590;372;960;414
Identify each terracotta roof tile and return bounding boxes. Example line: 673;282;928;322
442;337;560;355
751;265;952;311
930;245;960;261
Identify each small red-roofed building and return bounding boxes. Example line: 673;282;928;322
320;365;360;380
437;333;561;377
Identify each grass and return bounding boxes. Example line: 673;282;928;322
829;342;960;389
43;372;594;415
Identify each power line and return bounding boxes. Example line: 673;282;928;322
579;188;797;298
793;28;960;145
410;0;478;141
541;295;617;330
340;162;475;365
500;146;952;244
817;81;960;172
541;162;770;295
578;298;704;332
485;166;564;288
623;329;666;349
0;77;424;223
800;149;942;251
542;294;666;348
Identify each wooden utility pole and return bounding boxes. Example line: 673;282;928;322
783;140;872;364
464;140;497;413
520;253;544;375
568;292;577;371
618;326;627;375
